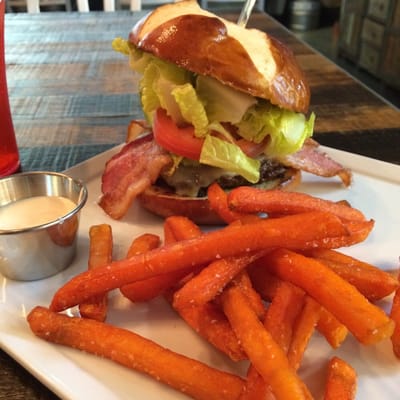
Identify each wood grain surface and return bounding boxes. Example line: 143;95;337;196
2;8;400;400
5;10;400;158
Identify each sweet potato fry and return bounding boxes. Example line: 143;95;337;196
79;224;113;322
126;233;161;258
287;297;321;371
171;300;247;362
122;232;190;303
173;252;264;310
27;306;245;400
50;211;353;312
121;219;201;303
121;216;201;302
390;271;400;358
239;365;275;400
221;284;313;400
163;221;176;245
335;200;351;207
120;233;176;303
321;219;374;248
122;269;196;303
250;264;347;349
304;248;398;301
227;187;366;222
164;216;247;361
207;182;258;224
232;270;266;320
264;281;306;353
262;249;395;345
317;307;348;349
163;215;203;244
240;283;321;398
303;219;374;250
239;282;305;400
248;263;282;302
239;281;305;399
323;356;357;400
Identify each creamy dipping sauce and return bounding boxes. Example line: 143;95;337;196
0;196;77;230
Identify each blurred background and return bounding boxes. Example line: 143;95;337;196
6;0;400;108
266;0;400;109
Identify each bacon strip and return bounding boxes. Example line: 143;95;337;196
280;140;352;187
100;134;351;220
99;134;172;219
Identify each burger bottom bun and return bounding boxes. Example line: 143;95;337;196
137;168;301;225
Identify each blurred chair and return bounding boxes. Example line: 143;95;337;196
117;0;174;11
264;0;287;16
15;0;124;12
114;0;142;10
7;0;72;12
76;0;119;11
41;0;71;10
76;0;147;11
200;0;266;11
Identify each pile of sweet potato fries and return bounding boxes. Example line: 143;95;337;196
27;184;400;400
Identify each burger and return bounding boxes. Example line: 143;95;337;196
99;0;350;224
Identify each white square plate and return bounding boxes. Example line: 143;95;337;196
1;146;399;399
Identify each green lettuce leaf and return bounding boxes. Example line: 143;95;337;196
139;63;161;123
267;111;315;157
124;46;193;124
112;39;315;162
172;84;209;137
200;135;260;183
236;102;315;157
112;37;130;56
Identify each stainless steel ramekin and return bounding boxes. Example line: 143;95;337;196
0;171;87;280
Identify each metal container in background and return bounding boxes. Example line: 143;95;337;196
289;0;321;31
0;171;87;281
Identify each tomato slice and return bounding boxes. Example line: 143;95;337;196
153;108;204;160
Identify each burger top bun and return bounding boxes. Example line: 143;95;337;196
129;0;310;113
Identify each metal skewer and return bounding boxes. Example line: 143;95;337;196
237;0;257;27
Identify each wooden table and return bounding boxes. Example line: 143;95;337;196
2;8;400;400
5;9;400;169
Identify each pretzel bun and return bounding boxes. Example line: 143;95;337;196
129;0;310;113
138;186;222;225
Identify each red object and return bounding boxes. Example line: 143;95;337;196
153;108;204;161
1;0;20;177
153;108;267;160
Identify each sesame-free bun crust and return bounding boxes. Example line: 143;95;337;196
129;0;310;113
138;186;223;225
